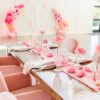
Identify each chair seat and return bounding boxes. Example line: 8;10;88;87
11;85;53;100
11;85;44;95
0;65;22;75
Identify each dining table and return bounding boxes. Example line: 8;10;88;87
0;34;100;100
2;34;100;100
8;48;97;100
8;50;74;100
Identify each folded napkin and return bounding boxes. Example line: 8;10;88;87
23;58;55;74
76;59;93;65
10;46;30;52
68;55;92;65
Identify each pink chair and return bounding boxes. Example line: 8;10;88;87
0;72;8;92
0;92;17;100
61;38;78;54
0;56;54;100
0;56;20;66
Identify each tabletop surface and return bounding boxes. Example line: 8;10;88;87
2;34;100;100
10;51;74;100
10;50;97;100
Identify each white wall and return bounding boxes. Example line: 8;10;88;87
0;0;96;36
57;0;96;34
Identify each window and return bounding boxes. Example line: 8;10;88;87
93;0;100;32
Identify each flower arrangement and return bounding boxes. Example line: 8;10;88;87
52;8;68;37
1;4;24;38
74;47;86;64
40;30;46;46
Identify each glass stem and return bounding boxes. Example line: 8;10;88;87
74;54;79;65
93;56;100;81
57;43;59;53
41;34;43;46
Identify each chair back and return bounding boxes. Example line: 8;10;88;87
61;38;78;54
0;56;20;66
0;57;32;92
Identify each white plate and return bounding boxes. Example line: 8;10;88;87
10;46;30;52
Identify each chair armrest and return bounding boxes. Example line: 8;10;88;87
0;72;8;92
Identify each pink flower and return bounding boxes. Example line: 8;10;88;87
67;66;75;73
46;52;53;57
14;4;24;9
75;47;86;55
98;88;100;91
12;7;20;16
76;70;86;78
18;4;24;9
43;39;48;44
59;19;68;29
40;30;46;34
55;13;62;22
56;25;67;35
96;45;100;53
22;42;29;47
54;35;64;44
5;12;13;24
79;66;83;70
37;48;43;53
7;12;12;16
84;66;92;72
61;59;68;65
